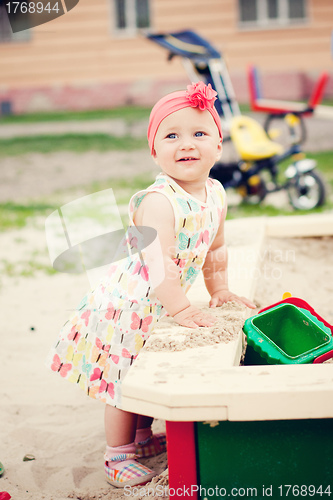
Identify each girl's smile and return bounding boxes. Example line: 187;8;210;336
177;156;198;161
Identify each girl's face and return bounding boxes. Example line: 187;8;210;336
152;106;222;183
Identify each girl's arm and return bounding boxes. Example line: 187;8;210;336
202;202;256;309
134;192;216;328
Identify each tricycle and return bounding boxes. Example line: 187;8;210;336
146;30;326;209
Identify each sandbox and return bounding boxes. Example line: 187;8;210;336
122;213;333;500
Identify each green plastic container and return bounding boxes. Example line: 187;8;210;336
244;303;333;365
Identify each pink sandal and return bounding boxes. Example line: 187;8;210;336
136;432;167;458
105;456;157;487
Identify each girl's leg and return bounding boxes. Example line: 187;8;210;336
135;415;154;446
104;405;157;487
136;414;154;431
104;404;138;446
104;406;166;458
104;406;154;444
135;414;167;459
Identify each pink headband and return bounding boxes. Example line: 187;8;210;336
147;81;223;154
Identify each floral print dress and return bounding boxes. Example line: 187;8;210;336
46;173;226;409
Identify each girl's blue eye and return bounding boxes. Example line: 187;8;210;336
167;133;177;139
195;131;205;137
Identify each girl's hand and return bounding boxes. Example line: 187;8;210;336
210;289;256;309
173;305;217;329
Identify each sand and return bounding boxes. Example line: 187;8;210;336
254;235;333;327
145;302;246;352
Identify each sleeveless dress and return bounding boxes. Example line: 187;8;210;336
46;173;226;409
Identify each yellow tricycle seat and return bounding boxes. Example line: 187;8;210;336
230;116;284;161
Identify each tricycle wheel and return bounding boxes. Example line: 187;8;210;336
287;171;326;210
264;113;307;146
239;175;267;204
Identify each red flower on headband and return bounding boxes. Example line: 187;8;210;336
186;82;217;110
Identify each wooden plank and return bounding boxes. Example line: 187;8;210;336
227;34;331;52
122;363;333;422
230;52;331;71
155;0;229;11
266;213;333;238
0;44;159;66
0;50;178;78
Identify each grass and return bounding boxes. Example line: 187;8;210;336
0;106;151;124
318;99;333;107
0;201;58;230
0;133;147;156
0;100;331;125
1;256;56;277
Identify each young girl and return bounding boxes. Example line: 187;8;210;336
47;81;255;488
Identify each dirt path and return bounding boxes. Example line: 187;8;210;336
0;150;156;203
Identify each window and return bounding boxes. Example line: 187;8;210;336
0;3;31;43
113;0;150;35
239;0;307;28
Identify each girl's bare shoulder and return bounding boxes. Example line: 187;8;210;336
134;191;174;226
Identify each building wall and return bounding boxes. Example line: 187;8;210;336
0;0;332;113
